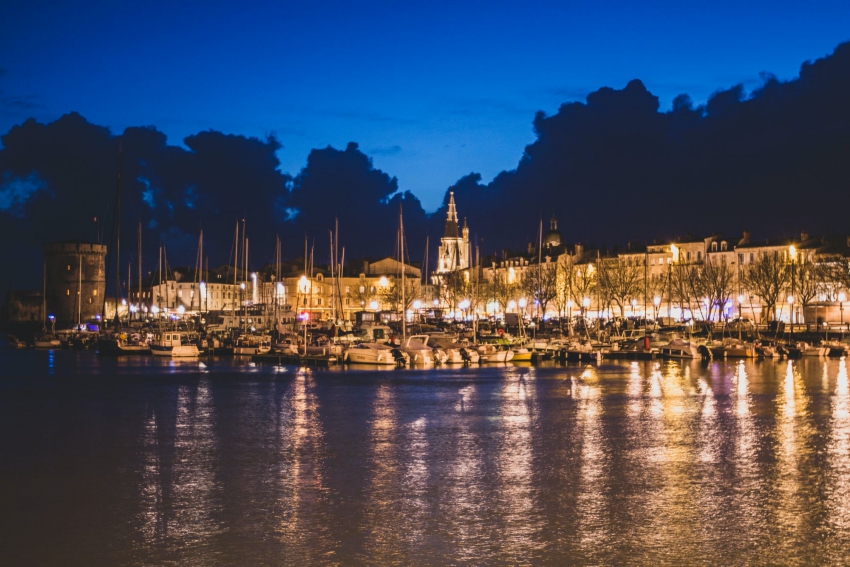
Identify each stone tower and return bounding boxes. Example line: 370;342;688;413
44;241;107;325
436;191;469;273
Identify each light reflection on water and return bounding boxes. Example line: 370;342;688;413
4;351;850;564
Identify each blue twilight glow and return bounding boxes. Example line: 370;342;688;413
1;0;848;211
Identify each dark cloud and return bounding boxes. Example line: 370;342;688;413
3;41;850;296
287;142;427;262
430;41;850;256
0;117;428;296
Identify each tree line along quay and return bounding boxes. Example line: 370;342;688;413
5;190;850;343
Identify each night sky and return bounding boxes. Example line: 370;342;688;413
1;1;850;294
3;1;849;210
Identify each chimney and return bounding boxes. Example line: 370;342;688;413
527;241;534;255
740;231;751;245
800;231;809;242
574;243;583;260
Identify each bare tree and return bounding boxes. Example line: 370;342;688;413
570;263;597;316
522;261;558;317
698;257;735;322
487;269;519;313
744;253;790;323
438;270;471;313
348;280;377;310
599;256;644;317
551;255;572;326
379;276;421;313
793;257;820;329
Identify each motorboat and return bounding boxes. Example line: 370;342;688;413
477;343;514;363
400;335;442;365
754;340;778;358
344;343;408;366
233;334;272;356
659;339;702;359
97;330;150;355
150;331;201;357
722;340;756;358
427;335;480;363
797;342;828;357
33;333;61;349
562;341;603;362
511;347;532;362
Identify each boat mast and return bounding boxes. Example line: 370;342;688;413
329;229;336;323
244;237;249;332
158;246;163;314
114;143;122;327
537;217;543;338
41;261;46;332
164;246;170;317
400;203;406;343
137;221;142;321
77;254;82;327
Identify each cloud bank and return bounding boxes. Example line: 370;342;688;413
2;41;850;295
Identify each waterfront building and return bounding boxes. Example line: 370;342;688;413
43;241;107;325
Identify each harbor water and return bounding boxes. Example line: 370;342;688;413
2;349;850;565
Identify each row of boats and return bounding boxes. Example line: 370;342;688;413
11;324;849;366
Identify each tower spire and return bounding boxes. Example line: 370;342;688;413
443;190;459;237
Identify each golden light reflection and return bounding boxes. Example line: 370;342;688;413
276;369;330;557
827;358;850;531
575;372;605;550
444;382;487;563
627;361;642;417
736;360;749;417
139;380;220;547
493;368;537;556
361;383;405;559
774;360;810;542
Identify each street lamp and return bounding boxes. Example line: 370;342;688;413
458;298;470;321
630;298;637;318
789;245;797;332
839;291;846;340
653;295;661;321
369;299;379;311
787;295;794;339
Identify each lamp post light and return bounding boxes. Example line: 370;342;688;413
458;298;471;322
787;295;795;340
630;298;637;318
518;297;527;332
839;291;846;340
789;245;797;333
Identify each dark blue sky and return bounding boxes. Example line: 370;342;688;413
2;0;849;211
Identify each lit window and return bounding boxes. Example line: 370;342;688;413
66;289;70;296
93;289;98;296
67;265;71;271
